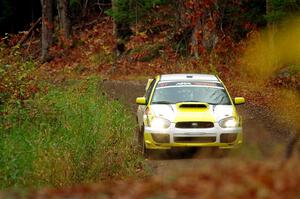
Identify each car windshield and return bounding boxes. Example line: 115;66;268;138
151;82;231;105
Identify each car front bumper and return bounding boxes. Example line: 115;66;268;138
144;123;243;149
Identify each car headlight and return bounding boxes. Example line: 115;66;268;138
151;117;171;129
219;117;239;128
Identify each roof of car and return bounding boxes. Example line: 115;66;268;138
160;74;219;82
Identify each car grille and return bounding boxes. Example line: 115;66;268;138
174;136;216;143
220;133;237;143
175;122;214;128
151;133;170;143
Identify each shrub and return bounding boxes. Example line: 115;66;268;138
0;77;143;189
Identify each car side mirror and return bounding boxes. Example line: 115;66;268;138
234;97;245;105
136;97;147;105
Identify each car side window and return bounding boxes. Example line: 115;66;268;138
145;79;156;103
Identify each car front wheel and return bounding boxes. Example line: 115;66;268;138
137;126;149;158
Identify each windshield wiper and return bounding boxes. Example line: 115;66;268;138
176;100;201;103
152;101;172;104
208;102;231;105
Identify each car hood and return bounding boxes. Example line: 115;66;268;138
150;104;234;122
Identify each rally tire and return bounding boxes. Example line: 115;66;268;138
138;126;149;158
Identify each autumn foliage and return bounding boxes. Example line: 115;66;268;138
0;1;300;196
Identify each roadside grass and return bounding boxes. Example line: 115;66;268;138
0;77;144;189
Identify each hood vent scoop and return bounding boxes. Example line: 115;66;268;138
177;102;209;109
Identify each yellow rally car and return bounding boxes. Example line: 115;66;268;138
136;74;245;156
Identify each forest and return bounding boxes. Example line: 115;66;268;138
0;0;300;198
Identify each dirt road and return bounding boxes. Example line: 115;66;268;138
102;80;293;179
2;80;298;199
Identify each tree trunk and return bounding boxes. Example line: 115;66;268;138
41;0;53;62
266;0;272;28
82;0;89;18
191;21;200;58
266;0;276;34
57;0;71;38
191;8;219;58
285;133;300;159
111;0;117;74
266;0;275;53
18;17;42;46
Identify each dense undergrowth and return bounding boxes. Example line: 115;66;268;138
0;78;143;189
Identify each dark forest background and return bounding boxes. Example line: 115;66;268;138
0;0;41;34
0;0;267;35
